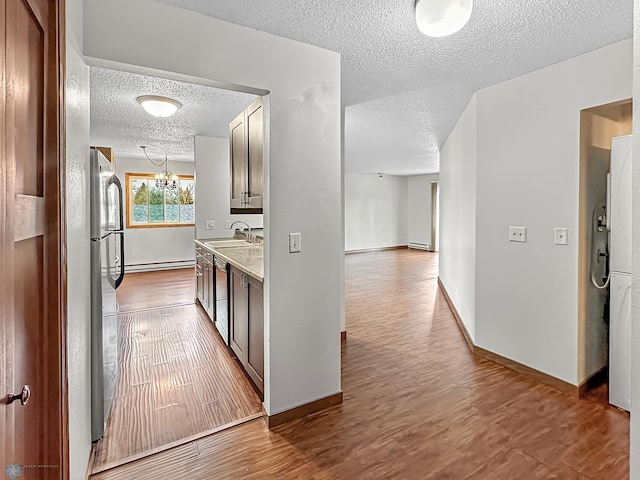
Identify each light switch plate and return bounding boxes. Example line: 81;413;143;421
554;227;568;245
289;233;301;253
509;226;527;243
205;220;215;230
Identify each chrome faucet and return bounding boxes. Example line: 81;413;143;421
229;221;254;243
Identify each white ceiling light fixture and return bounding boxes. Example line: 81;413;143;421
415;0;473;38
136;95;182;118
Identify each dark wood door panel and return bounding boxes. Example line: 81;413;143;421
12;0;45;198
2;0;65;476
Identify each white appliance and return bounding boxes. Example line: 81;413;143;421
90;148;125;441
609;135;632;411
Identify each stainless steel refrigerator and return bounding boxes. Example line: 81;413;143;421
90;148;125;441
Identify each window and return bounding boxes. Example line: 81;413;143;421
126;173;195;228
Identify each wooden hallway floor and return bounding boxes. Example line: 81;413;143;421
91;269;262;473
92;250;629;480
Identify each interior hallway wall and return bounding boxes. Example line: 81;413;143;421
439;95;478;342
65;0;92;477
344;173;408;251
474;39;632;385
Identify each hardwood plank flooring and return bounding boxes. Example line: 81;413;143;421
93;268;263;472
93;250;629;480
116;267;196;313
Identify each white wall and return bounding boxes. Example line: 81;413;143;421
194;136;263;240
439;95;477;342
408;174;439;249
65;1;92;477
630;0;640;475
472;39;632;385
344;173;408;251
84;0;342;416
114;156;195;271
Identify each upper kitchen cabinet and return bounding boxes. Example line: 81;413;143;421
230;97;264;214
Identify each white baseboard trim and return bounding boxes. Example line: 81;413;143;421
408;242;432;251
125;260;195;273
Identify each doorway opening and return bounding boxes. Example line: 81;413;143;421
430;181;440;252
578;98;632;406
88;67;266;473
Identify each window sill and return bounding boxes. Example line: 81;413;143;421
126;223;195;229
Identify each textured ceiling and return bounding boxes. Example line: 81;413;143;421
90;67;256;162
156;0;632;175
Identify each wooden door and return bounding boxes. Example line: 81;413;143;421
1;0;66;477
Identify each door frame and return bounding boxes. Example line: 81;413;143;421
58;0;70;477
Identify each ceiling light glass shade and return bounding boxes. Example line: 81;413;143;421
137;95;182;118
415;0;473;37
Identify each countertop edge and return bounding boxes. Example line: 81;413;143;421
195;239;264;282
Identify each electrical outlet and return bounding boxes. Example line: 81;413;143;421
509;226;527;243
554;227;568;245
205;220;215;230
289;233;301;253
225;220;232;229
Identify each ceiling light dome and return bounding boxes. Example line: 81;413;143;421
415;0;473;38
136;95;182;118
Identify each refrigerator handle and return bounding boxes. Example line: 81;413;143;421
115;232;125;289
109;174;126;289
109;174;125;232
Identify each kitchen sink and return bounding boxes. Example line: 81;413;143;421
204;238;252;248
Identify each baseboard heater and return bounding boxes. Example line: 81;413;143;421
125;259;195;273
408;242;433;251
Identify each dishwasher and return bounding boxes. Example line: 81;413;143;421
213;255;230;345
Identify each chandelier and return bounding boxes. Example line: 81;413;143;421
155;165;178;191
141;146;178;191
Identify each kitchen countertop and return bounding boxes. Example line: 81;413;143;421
195;238;263;282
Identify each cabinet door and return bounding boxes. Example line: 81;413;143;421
246;97;263;210
229;110;246;211
207;262;215;319
229;267;248;363
203;262;210;314
195;247;204;303
246;276;264;393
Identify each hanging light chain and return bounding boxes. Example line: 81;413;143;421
141;146;179;190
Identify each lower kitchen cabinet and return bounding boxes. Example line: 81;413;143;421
195;245;204;303
203;251;215;318
229;266;264;393
195;245;215;321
